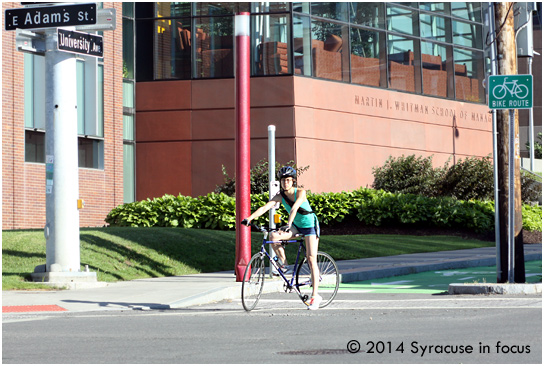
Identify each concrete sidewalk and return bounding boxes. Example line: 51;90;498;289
2;244;541;313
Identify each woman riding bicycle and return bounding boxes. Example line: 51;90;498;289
242;166;322;310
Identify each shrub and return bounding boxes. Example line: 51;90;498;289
372;155;446;197
105;189;540;236
214;159;310;196
439;156;494;201
373;154;541;204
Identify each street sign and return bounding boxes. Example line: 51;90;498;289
75;8;116;31
57;29;103;57
488;74;533;109
5;3;96;31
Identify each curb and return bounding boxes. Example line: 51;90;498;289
449;283;542;295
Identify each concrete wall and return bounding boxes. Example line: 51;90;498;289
136;76;492;198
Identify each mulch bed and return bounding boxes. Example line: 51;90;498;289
320;217;541;244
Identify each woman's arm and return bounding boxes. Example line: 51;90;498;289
245;194;282;223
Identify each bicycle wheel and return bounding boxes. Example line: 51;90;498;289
514;84;529;99
295;251;339;308
492;85;507;100
241;253;266;311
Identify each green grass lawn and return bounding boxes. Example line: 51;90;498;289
2;227;494;290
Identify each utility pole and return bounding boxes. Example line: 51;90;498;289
494;2;525;283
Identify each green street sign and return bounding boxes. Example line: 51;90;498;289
488;74;533;109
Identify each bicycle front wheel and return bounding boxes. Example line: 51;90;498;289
295;251;339;308
241;253;266;311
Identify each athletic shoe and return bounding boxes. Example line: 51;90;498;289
307;295;322;310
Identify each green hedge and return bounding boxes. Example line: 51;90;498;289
105;189;542;234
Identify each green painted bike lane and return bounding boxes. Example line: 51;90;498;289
339;261;542;294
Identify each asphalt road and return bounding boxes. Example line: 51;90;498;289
3;292;541;364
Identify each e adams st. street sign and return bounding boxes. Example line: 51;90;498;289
5;3;96;31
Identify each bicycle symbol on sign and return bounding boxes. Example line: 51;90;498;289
492;78;529;100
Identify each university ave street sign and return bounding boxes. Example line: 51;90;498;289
5;3;96;31
57;29;103;57
488;74;533;110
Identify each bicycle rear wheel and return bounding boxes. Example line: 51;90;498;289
241;253;266;311
295;251;339;308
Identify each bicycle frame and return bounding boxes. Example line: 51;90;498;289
261;234;305;287
253;226;310;302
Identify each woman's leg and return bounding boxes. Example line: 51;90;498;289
305;235;319;297
269;229;296;265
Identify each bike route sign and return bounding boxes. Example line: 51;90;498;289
488;74;533;109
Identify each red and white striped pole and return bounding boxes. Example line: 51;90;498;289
234;12;251;282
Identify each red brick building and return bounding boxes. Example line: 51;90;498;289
2;2;124;230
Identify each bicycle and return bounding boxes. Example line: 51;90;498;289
492;78;529;100
240;223;339;311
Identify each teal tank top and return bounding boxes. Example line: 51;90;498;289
281;188;318;228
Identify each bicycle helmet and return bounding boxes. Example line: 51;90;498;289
277;166;297;180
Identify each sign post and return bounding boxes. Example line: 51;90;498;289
489;74;533;283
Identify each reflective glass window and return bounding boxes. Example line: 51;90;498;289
454;48;484;102
387;5;419;36
156;2;191;17
193;17;234;78
293;2;310;14
123;17;135;79
451;2;482;22
293;15;312;76
311;2;348;22
252;14;291;76
251;2;289;13
25;130;45;164
78;137;104;169
420;13;450;42
123;143;135;203
195;2;250;16
421;41;453;98
350;2;385;29
387;35;420;93
350;28;386;87
311;19;349;82
453;20;482;49
154;19;192;79
419;2;450;14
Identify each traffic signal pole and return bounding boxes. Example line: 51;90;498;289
493;2;525;283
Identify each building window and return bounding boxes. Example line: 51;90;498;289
252;14;291;76
136;2;487;104
193;16;234;78
387;34;420;93
350;2;385;29
25;130;45;164
421;41;452;98
311;18;349;82
123;2;137;203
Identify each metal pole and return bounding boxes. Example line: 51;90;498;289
268;125;279;278
44;28;81;273
528;57;534;171
487;2;502;281
234;12;251;282
508;109;516;283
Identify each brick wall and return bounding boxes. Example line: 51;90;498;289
2;2;124;230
